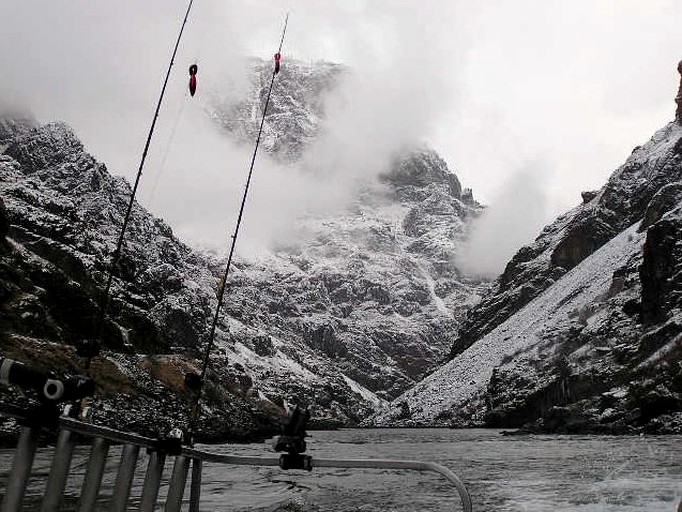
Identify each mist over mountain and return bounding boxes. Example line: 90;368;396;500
0;59;488;438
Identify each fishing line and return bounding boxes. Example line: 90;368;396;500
94;0;197;347
75;0;198;424
147;0;209;212
145;92;188;209
188;13;289;437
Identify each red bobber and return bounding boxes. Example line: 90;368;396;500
188;64;198;96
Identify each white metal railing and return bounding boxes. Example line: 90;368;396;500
0;405;472;512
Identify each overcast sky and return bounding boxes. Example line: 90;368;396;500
2;1;681;270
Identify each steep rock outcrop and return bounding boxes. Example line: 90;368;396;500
222;147;485;400
383;150;462;199
638;181;682;232
6;122;85;173
210;59;342;162
640;205;682;324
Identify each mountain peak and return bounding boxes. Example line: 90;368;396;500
210;57;343;162
0;111;35;141
382;148;462;200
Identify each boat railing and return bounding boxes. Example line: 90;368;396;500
0;403;472;512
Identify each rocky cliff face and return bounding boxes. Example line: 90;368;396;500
0;59;486;437
375;119;682;434
205;59;487;404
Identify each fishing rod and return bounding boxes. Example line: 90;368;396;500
90;0;197;359
187;13;290;437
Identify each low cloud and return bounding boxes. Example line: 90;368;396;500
4;1;677;259
457;162;552;278
0;1;466;256
142;1;466;254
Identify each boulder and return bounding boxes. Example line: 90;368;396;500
638;182;682;232
581;190;598;203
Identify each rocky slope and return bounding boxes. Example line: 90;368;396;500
0;59;486;437
375;119;682;434
0;116;278;440
450;122;682;359
222;149;485;402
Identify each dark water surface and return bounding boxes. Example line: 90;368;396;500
1;428;680;511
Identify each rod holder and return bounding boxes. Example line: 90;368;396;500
109;444;140;512
40;428;76;512
139;450;166;512
1;425;40;512
79;437;110;512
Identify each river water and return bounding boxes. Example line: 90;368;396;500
1;428;680;511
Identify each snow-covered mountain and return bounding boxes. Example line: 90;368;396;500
0;59;487;438
375;119;682;434
209;59;342;162
204;59;488;403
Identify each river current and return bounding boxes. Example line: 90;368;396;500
1;428;680;511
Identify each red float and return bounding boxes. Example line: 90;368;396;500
188;64;198;96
